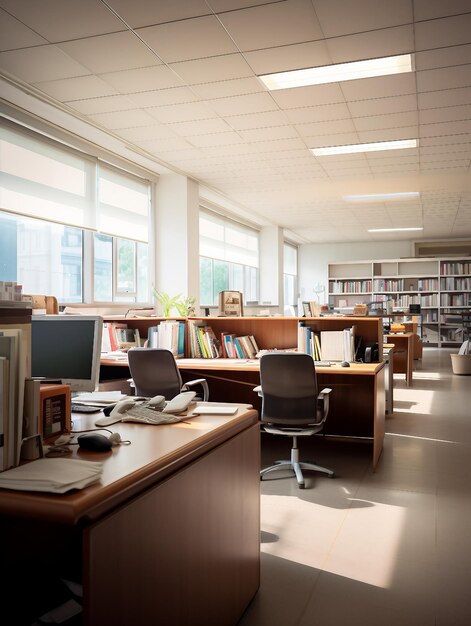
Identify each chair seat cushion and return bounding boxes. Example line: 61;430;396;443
263;424;323;437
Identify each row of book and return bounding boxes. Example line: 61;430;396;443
103;322;141;352
297;323;356;362
440;277;471;291
440;262;471;275
147;320;185;358
0;325;28;471
187;320;260;359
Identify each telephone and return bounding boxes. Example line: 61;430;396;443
95;392;196;427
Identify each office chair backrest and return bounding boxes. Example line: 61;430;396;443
259;353;320;425
128;348;183;399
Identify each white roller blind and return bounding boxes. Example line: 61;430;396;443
200;210;258;267
284;242;297;274
98;165;150;242
0;125;95;228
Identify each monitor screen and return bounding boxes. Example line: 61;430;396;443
31;315;103;392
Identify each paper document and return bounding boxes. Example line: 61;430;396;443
0;458;103;493
192;406;238;415
73;391;126;404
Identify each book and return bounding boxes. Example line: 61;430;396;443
22;378;41;460
0;330;24;468
320;330;345;361
0;357;9;470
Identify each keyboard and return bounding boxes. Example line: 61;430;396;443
314;361;331;367
122;405;184;425
71;403;102;413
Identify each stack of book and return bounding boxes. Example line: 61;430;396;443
147;320;185;358
188;320;222;358
221;333;259;359
298;323;356;362
104;322;140;352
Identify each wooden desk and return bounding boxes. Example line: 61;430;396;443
0;405;260;626
386;332;414;386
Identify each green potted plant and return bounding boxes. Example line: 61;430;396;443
152;290;183;317
175;295;196;318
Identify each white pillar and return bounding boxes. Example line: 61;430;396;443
259;225;284;311
154;173;199;304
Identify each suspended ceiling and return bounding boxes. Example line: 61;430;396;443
1;0;471;244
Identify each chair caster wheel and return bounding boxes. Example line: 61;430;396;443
329;473;335;479
299;483;305;489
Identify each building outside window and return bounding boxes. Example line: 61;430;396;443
199;209;259;306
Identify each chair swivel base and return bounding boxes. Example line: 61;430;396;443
260;459;334;489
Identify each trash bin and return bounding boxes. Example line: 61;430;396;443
450;354;471;375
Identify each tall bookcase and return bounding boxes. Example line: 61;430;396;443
328;257;471;347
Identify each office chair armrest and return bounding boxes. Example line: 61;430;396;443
182;378;209;402
317;387;332;421
253;385;262;395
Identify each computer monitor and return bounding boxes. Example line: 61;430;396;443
31;315;103;393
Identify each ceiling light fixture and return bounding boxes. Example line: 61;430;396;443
368;227;423;232
311;139;417;156
259;53;413;90
343;192;420;202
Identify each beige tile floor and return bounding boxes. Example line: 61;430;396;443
238;348;471;626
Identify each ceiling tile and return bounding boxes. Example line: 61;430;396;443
285;102;351;124
115;124;181;142
169;53;254;84
146;101;216;123
58;32;159;75
66;94;137;115
326;25;414;64
218;0;323;52
244;40;332;75
416;43;471;72
306;132;361;148
420;120;471;137
137;16;237;63
127;87;199;108
313;0;412;38
34;75;118;101
415;13;471;49
271;83;346;109
342;73;417;101
353;110;419;132
190;77;264;100
169;118;233;136
100;65;186;94
238;125;299;142
0;7;47;51
419;104;471;125
250;136;308;153
135;136;197;152
0;45;90;83
0;0;125;42
357;125;418;142
418;87;471;109
417;65;471;92
347;94;417;117
297;117;357;137
87;109;157;129
106;0;210;28
186;132;245;147
413;0;471;21
226;110;291;130
204;92;278;116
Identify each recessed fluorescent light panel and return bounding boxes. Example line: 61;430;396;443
343;192;420;202
311;139;417;156
368;227;423;232
259;53;413;90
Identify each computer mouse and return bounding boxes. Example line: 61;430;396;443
147;395;165;408
78;433;113;452
340;361;351;367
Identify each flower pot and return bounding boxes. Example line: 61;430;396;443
450;353;471;375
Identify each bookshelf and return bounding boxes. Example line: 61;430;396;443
328;257;471;348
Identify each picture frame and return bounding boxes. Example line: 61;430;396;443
218;290;244;317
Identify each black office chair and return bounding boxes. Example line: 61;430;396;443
255;352;334;489
127;348;209;401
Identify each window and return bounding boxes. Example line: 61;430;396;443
0;121;151;305
199;210;259;305
283;242;298;307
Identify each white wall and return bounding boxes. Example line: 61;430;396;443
299;240;414;305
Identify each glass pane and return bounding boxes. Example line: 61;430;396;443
229;262;244;292
137;242;149;303
0;211;83;302
213;260;229;304
284;274;296;306
200;257;213;305
94;233;112;302
245;266;259;303
116;238;136;293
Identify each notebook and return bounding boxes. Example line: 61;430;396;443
192;406;238;415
